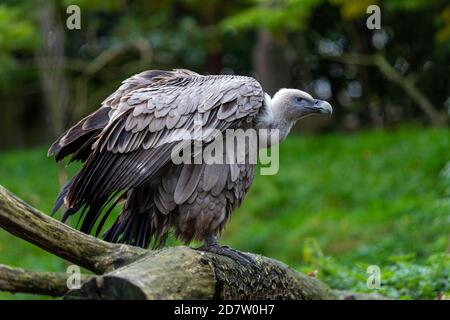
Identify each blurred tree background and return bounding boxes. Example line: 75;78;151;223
0;0;449;299
1;0;449;148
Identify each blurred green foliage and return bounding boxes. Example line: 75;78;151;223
300;246;449;299
0;126;448;299
220;0;323;31
0;3;37;87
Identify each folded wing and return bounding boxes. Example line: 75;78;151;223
49;69;264;237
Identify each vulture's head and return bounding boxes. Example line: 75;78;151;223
271;88;333;121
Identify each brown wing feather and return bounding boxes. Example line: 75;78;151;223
48;70;183;162
50;69;264;248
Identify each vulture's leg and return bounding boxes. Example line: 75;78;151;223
197;235;255;265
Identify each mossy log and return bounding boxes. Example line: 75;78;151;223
0;184;381;300
64;246;337;299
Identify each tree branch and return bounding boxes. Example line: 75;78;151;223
0;264;91;297
0;185;146;274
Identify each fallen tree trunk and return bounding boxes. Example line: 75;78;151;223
65;246;337;300
0;184;379;299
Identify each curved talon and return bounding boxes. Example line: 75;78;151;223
195;244;254;265
196;235;255;265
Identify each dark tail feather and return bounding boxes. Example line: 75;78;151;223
62;207;79;223
51;177;75;216
94;192;123;237
103;206;154;248
103;200;169;249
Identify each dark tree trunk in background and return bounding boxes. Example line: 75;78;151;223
352;21;383;127
35;0;70;187
35;0;70;140
253;31;291;95
291;32;311;89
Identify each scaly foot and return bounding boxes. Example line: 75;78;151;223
196;235;255;265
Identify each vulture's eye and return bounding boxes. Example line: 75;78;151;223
296;97;303;102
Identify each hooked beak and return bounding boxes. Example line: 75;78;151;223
297;98;333;120
312;99;333;116
302;99;332;118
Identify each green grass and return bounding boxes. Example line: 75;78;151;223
0;125;449;299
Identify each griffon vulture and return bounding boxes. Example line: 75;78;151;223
49;69;332;262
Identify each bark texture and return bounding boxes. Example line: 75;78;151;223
0;264;91;297
65;246;338;300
